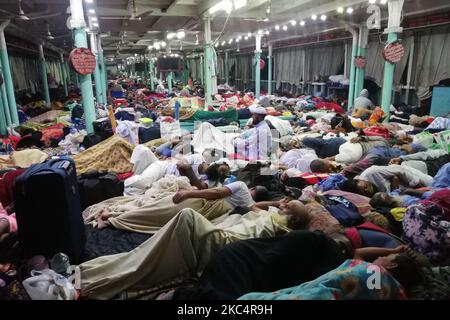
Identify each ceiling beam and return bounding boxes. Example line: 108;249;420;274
97;5;197;18
270;0;313;16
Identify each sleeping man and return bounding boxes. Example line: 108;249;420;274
124;145;231;195
78;200;311;300
86;177;270;234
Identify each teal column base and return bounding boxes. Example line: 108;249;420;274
381;33;398;119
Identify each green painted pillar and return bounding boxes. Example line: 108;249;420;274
0;21;19;125
203;17;214;106
254;34;262;99
168;72;173;94
148;58;155;91
38;44;51;105
99;50;107;103
224;51;229;84
97;37;107;103
347;36;358;110
255;51;261;99
268;44;273;95
0;86;8;135
94;54;104;104
381;33;398;118
73;27;96;133
199;55;204;86
0;83;12;128
59;53;68;97
89;32;104;104
354;26;368;102
0;60;8;134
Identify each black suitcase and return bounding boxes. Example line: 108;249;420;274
138;124;161;144
77;171;124;210
82;133;102;149
93;119;113;140
14;158;85;264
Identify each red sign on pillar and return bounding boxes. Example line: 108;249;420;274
69;48;96;74
382;40;405;63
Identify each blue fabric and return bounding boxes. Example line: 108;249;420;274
239;259;407;300
368;147;405;158
317;174;348;191
18;110;29;124
431;162;450;189
358;229;400;248
325;196;363;227
115;111;135;121
223;175;237;185
302;137;346;158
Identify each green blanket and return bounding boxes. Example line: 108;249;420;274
189;108;238;122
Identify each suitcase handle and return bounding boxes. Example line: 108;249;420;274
21;158;71;179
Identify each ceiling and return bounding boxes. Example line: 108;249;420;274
0;0;450;62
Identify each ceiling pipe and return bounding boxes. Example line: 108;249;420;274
4;21;65;54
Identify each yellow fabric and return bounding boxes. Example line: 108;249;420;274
390;207;407;222
10;149;48;168
73;135;134;174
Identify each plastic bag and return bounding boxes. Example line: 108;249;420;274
413;131;435;148
433;130;450;153
160;120;181;140
22;269;76;300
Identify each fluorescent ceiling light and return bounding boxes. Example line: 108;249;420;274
176;30;185;39
320;15;327;21
290;20;296;26
337;7;344;13
167;32;176;40
300;20;305;26
88;9;95;14
275;25;280;30
282;25;288;31
311;14;317;20
347;7;354;14
91;17;97;21
233;0;247;10
92;22;99;27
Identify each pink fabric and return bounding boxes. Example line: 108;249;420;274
323;190;372;214
0;203;17;233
